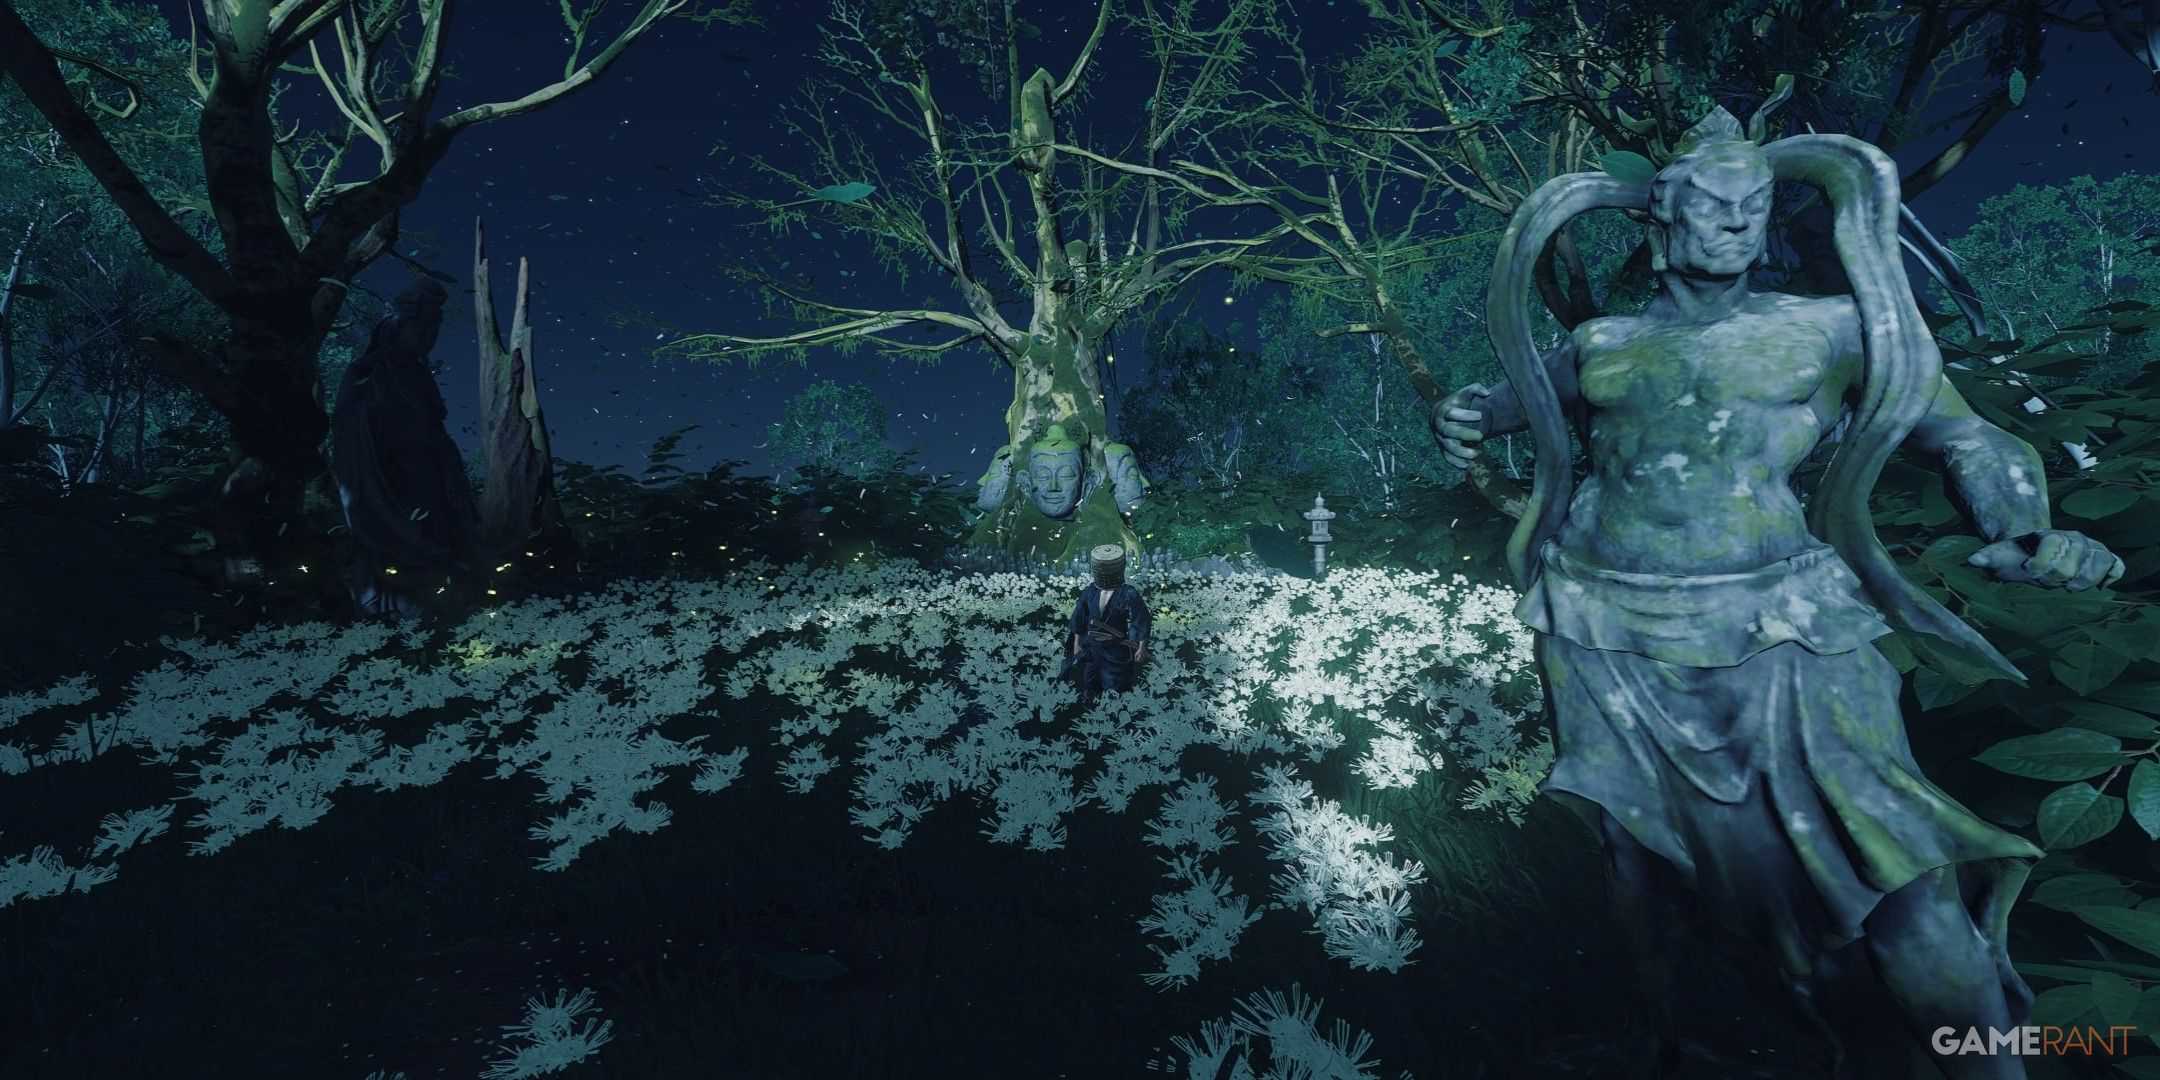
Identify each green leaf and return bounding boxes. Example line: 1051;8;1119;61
2030;982;2096;1026
2139;986;2160;1037
1916;481;1959;526
2038;783;2124;849
1434;39;1461;59
1600;151;1657;184
2072;905;2160;961
2024;959;2160;983
1998;349;2103;377
2096;970;2142;1026
2097;683;2160;715
2017;962;2107;982
1873;633;1917;674
1922;533;1987;567
1986;589;2115;640
1974;727;2126;781
2030;873;2137;910
1918;665;1984;710
2054;633;2138;696
2063;486;2144;520
2009;68;2028;107
1906;630;2016;686
2131;762;2160;841
812;182;877;204
2063;701;2160;739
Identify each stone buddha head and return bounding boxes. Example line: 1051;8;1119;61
976;443;1020;510
1101;442;1148;513
1026;424;1083;518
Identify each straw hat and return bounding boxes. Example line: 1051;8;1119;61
1089;544;1126;586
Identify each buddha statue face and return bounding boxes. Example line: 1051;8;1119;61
1102;443;1148;513
1652;145;1773;280
976;444;1018;510
1027;424;1083;518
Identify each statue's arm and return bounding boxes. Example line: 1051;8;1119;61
1900;376;2052;543
1472;340;1581;437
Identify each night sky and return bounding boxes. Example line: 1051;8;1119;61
146;2;2156;486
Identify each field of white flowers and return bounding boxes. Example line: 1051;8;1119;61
1;559;1559;1079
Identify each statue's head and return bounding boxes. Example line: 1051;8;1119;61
1101;443;1148;513
976;444;1019;510
1648;107;1773;279
1027;424;1083;517
388;277;449;358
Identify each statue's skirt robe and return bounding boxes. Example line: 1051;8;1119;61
1516;539;2042;992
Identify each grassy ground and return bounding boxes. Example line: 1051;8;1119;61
1;689;1842;1080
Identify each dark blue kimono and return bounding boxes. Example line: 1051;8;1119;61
1066;582;1151;702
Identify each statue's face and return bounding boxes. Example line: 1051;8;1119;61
1028;448;1082;517
1108;452;1145;509
1663;154;1772;278
976;447;1015;510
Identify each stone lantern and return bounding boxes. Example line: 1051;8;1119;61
1302;494;1335;579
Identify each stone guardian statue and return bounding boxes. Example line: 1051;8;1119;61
1436;102;2124;1078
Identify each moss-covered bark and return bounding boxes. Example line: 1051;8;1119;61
971;328;1139;561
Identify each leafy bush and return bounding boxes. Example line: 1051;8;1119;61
549;428;971;588
1868;296;2160;1058
763;377;906;482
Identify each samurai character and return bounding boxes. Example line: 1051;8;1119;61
1064;544;1152;705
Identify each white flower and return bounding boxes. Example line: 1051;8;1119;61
480;987;615;1079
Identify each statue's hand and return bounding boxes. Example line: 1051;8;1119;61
1433;384;1491;470
1967;530;2125;591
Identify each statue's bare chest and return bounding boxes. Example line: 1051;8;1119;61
1576;313;1835;412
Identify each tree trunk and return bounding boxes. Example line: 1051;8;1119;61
972;68;1141;563
978;314;1139;563
472;218;571;566
80;373;128;484
0;209;35;429
169;305;334;581
129;366;146;481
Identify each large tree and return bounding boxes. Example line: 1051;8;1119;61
1947;172;2160;386
1101;0;2160;519
0;0;223;483
667;0;1318;559
1070;3;1627;518
1493;0;2157;204
0;0;744;578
